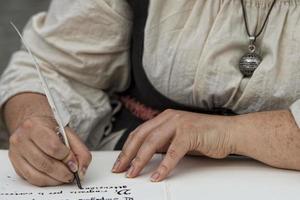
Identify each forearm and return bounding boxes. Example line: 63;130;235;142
3;93;53;133
232;110;300;170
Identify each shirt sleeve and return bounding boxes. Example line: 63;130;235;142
0;0;132;149
290;100;300;128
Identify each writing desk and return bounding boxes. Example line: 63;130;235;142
0;150;299;200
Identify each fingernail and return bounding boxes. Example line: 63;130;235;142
126;166;135;178
150;172;160;182
79;167;87;180
67;161;78;173
112;160;120;172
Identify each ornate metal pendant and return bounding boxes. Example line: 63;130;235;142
239;37;262;77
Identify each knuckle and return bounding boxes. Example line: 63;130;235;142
174;114;184;123
144;136;157;148
118;150;132;163
9;135;18;146
151;128;163;137
9;134;22;146
180;121;193;129
159;164;169;173
133;125;142;133
128;130;144;142
131;156;143;166
118;151;128;161
133;126;146;137
128;131;137;139
38;160;54;174
167;148;179;160
63;171;74;182
133;131;145;140
20;118;34;130
48;140;63;156
163;109;174;115
133;124;146;134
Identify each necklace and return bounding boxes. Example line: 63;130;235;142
239;0;277;77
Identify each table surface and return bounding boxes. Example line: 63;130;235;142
1;150;300;200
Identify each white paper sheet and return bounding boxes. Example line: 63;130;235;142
2;150;300;200
0;151;166;200
166;156;300;200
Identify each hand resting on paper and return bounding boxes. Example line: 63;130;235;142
112;109;235;182
3;93;92;187
112;109;300;182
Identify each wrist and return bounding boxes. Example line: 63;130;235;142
3;93;53;133
228;110;299;157
226;114;250;156
227;110;300;171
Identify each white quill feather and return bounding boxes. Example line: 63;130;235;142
10;22;70;147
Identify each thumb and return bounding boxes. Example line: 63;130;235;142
64;127;92;180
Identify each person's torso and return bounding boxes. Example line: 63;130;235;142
136;0;300;114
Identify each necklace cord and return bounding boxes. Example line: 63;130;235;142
241;0;277;41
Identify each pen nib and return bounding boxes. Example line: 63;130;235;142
74;172;83;189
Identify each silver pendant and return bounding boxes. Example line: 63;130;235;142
239;37;262;77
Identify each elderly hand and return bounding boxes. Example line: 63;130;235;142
8;117;92;186
112;109;236;182
4;93;92;187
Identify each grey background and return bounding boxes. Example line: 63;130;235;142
0;0;50;74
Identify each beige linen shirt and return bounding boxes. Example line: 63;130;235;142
0;0;300;149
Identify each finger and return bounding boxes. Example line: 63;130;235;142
8;149;24;179
111;129;144;173
19;139;74;183
113;110;175;173
157;142;172;153
126;119;176;178
9;149;63;187
31;126;70;160
66;127;92;180
150;136;188;182
122;109;173;151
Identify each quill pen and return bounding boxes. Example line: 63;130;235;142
10;22;82;189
